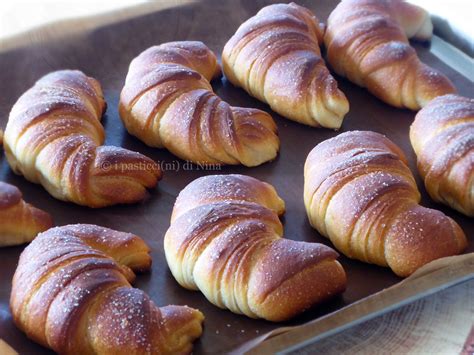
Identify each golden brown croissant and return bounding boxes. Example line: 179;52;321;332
222;3;349;128
4;70;162;208
324;0;456;110
164;174;347;322
119;41;279;167
304;131;467;277
0;181;53;246
11;224;204;355
410;94;474;217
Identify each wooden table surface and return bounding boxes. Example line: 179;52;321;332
295;280;474;354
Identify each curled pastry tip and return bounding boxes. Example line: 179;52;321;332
0;181;53;247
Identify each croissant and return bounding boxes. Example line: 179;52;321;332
119;41;279;167
11;224;204;354
304;131;467;277
4;70;162;208
410;94;474;217
0;181;52;246
222;3;349;128
324;0;456;110
164;174;347;322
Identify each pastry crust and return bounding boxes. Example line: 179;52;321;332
120;41;279;167
222;3;349;128
410;94;474;216
324;0;456;109
4;70;161;208
165;174;347;321
0;339;18;355
0;181;52;246
10;224;204;354
304;131;467;277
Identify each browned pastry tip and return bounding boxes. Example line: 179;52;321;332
410;94;474;217
222;2;349;128
0;181;52;246
324;0;456;110
4;70;162;208
304;131;467;277
120;41;279;167
165;174;346;321
0;339;18;355
10;224;203;354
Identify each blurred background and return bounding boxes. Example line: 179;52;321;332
0;0;473;57
0;1;148;38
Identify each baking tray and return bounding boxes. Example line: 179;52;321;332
0;1;472;353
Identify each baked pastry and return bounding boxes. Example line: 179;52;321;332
4;70;162;208
222;3;349;128
324;0;456;110
119;41;279;167
0;339;17;355
11;224;204;354
0;181;52;246
410;94;474;216
304;131;467;277
164;174;347;321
